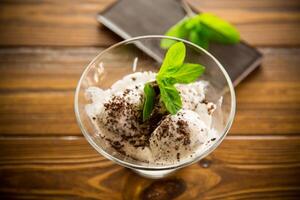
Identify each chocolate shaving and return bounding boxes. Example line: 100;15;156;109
177;153;180;161
96;82;213;162
201;99;208;104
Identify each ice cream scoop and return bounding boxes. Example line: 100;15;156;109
149;109;210;164
86;72;218;165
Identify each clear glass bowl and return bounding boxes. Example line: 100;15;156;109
74;35;236;178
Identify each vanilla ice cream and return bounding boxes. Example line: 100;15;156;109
86;72;219;165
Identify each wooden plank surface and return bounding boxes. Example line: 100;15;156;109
0;0;300;199
0;0;299;46
0;0;118;46
0;137;300;200
187;0;300;46
0;48;299;136
1;47;300;90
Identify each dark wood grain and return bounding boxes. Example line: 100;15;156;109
0;0;299;46
0;0;300;199
0;137;300;200
189;0;300;46
1;48;299;90
0;0;118;46
0;48;299;136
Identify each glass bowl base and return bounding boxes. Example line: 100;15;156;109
132;168;177;179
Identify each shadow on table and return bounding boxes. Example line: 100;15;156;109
122;158;219;200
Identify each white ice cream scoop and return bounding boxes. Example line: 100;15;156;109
149;109;210;164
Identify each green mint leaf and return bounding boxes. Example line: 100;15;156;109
161;12;240;50
156;42;205;115
184;15;200;30
142;83;156;121
158;42;186;76
154;42;206;115
158;81;182;115
188;30;209;49
199;13;240;44
167;63;205;84
160;19;189;49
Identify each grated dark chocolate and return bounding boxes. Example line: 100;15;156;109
97;85;205;161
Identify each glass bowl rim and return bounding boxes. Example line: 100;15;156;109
74;35;236;170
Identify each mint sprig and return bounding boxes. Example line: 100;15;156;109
161;13;240;49
142;42;205;121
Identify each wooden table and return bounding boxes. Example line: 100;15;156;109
0;0;300;199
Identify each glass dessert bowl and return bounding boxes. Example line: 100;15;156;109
75;35;236;179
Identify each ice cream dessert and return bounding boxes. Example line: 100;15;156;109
85;42;219;165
